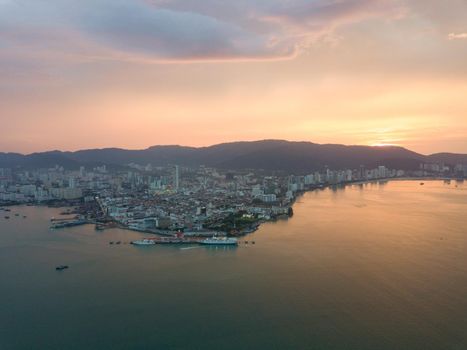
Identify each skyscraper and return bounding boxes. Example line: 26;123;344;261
174;165;180;191
68;177;76;189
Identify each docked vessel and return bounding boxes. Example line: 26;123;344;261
50;219;86;229
131;239;157;246
199;236;238;246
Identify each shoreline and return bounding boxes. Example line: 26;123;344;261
283;176;462;223
2;177;464;238
125;176;464;238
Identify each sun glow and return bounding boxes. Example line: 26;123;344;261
370;142;400;147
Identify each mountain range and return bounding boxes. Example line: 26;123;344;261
1;140;466;173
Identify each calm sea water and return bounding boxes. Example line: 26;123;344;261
1;180;467;350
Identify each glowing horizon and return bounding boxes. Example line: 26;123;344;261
1;0;466;155
0;138;454;157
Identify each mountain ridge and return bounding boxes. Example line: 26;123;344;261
1;140;466;173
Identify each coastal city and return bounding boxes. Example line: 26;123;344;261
2;0;467;347
1;161;466;243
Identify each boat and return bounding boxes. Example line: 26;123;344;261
131;239;157;246
14;213;19;216
55;265;69;271
420;182;424;185
4;216;9;219
50;219;86;229
199;236;238;246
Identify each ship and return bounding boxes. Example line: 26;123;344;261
50;219;87;229
199;236;238;246
131;239;157;246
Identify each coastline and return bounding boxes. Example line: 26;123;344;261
284;176;461;221
2;177;464;239
172;176;463;237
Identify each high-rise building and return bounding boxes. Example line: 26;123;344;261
378;166;387;178
174;165;180;191
68;177;76;188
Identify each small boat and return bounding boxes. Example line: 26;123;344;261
23;216;27;218
14;213;19;216
55;265;69;271
420;182;424;185
4;216;9;219
116;241;121;245
109;241;114;244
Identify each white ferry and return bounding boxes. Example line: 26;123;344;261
131;239;156;246
199;236;238;246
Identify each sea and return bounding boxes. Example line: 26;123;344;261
1;180;466;350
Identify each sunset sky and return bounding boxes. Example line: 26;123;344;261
1;0;467;154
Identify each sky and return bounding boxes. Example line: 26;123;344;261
1;0;467;154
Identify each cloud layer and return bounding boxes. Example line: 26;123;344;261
0;0;405;63
1;0;467;154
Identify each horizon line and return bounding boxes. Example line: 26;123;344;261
1;139;464;157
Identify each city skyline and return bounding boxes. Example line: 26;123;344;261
2;2;467;347
1;0;467;154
